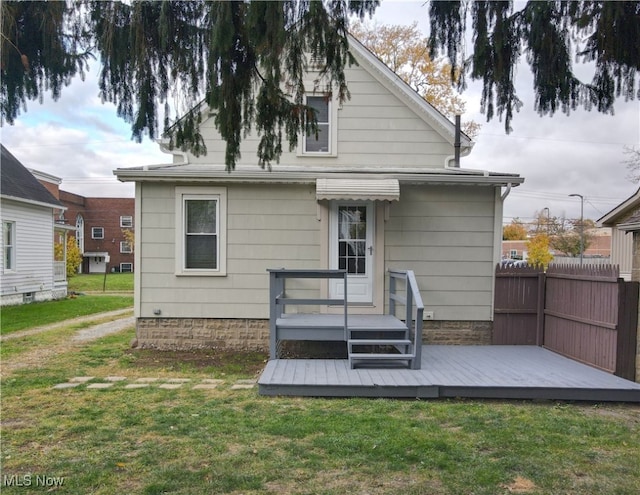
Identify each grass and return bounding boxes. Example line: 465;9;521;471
68;273;134;293
1;322;639;494
0;295;133;335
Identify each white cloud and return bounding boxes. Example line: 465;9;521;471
2;1;638;224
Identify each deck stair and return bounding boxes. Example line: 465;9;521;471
347;325;415;368
268;268;424;370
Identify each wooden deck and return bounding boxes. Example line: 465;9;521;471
258;345;640;402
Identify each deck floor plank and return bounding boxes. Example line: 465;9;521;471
259;346;640;402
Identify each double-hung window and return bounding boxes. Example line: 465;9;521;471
176;187;227;276
120;216;133;228
304;96;331;153
3;221;15;271
92;227;104;239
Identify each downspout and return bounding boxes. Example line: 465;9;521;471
453;115;461;168
501;183;513;201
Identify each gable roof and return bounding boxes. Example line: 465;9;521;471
1;145;63;209
597;187;640;227
346;34;472;150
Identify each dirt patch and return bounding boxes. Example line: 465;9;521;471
503;476;537;493
123;348;268;376
577;403;640;429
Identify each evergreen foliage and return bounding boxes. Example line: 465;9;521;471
2;1;638;169
428;1;640;133
1;0;378;170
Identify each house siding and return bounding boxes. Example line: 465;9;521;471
1;199;55;305
385;185;496;321
185;58;452;170
138;182;320;319
611;227;633;280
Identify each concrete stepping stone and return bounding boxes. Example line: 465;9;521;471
124;383;150;389
69;376;94;383
165;378;191;383
202;379;225;384
105;376;127;382
53;383;82;389
87;383;114;389
230;383;255;390
135;377;159;383
158;383;183;390
192;384;220;390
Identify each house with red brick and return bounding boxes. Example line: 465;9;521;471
59;193;135;274
33;172;134;274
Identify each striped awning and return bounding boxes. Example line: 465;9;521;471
316;178;400;202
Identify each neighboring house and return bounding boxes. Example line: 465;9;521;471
1;145;70;305
56;192;135;274
598;188;640;280
502;228;612;263
114;35;524;351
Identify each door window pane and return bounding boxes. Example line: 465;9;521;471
338;206;367;275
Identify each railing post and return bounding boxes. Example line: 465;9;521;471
389;273;396;317
405;277;413;334
269;271;278;359
343;271;348;340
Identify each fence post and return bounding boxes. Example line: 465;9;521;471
536;271;546;346
616;280;639;380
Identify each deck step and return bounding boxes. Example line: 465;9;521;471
349;327;408;332
349;353;415;361
348;339;412;347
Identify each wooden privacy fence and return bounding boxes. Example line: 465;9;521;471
494;264;639;380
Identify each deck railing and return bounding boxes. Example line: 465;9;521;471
388;269;424;368
267;269;348;359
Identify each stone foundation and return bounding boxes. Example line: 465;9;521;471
422;320;493;345
135;317;493;351
136;318;270;351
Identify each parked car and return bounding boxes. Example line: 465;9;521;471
500;259;528;268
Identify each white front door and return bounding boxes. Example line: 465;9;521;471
329;201;375;303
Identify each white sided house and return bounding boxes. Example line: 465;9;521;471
115;36;523;353
1;145;69;305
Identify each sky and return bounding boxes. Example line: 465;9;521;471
2;1;639;224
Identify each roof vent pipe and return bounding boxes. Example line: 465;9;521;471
454;115;461;168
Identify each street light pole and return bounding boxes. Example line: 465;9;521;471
569;194;584;266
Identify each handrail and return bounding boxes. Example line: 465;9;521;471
388;269;424;369
267;269;348;359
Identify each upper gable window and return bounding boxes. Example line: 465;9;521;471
305;96;330;153
301;93;337;156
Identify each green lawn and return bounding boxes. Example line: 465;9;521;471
0;295;133;335
1;325;639;495
68;273;134;293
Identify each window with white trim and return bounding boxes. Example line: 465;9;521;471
120;215;133;228
120;241;133;254
299;92;338;157
92;227;104;239
3;221;15;271
175;187;227;276
75;214;84;252
304;96;330;153
120;262;133;273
